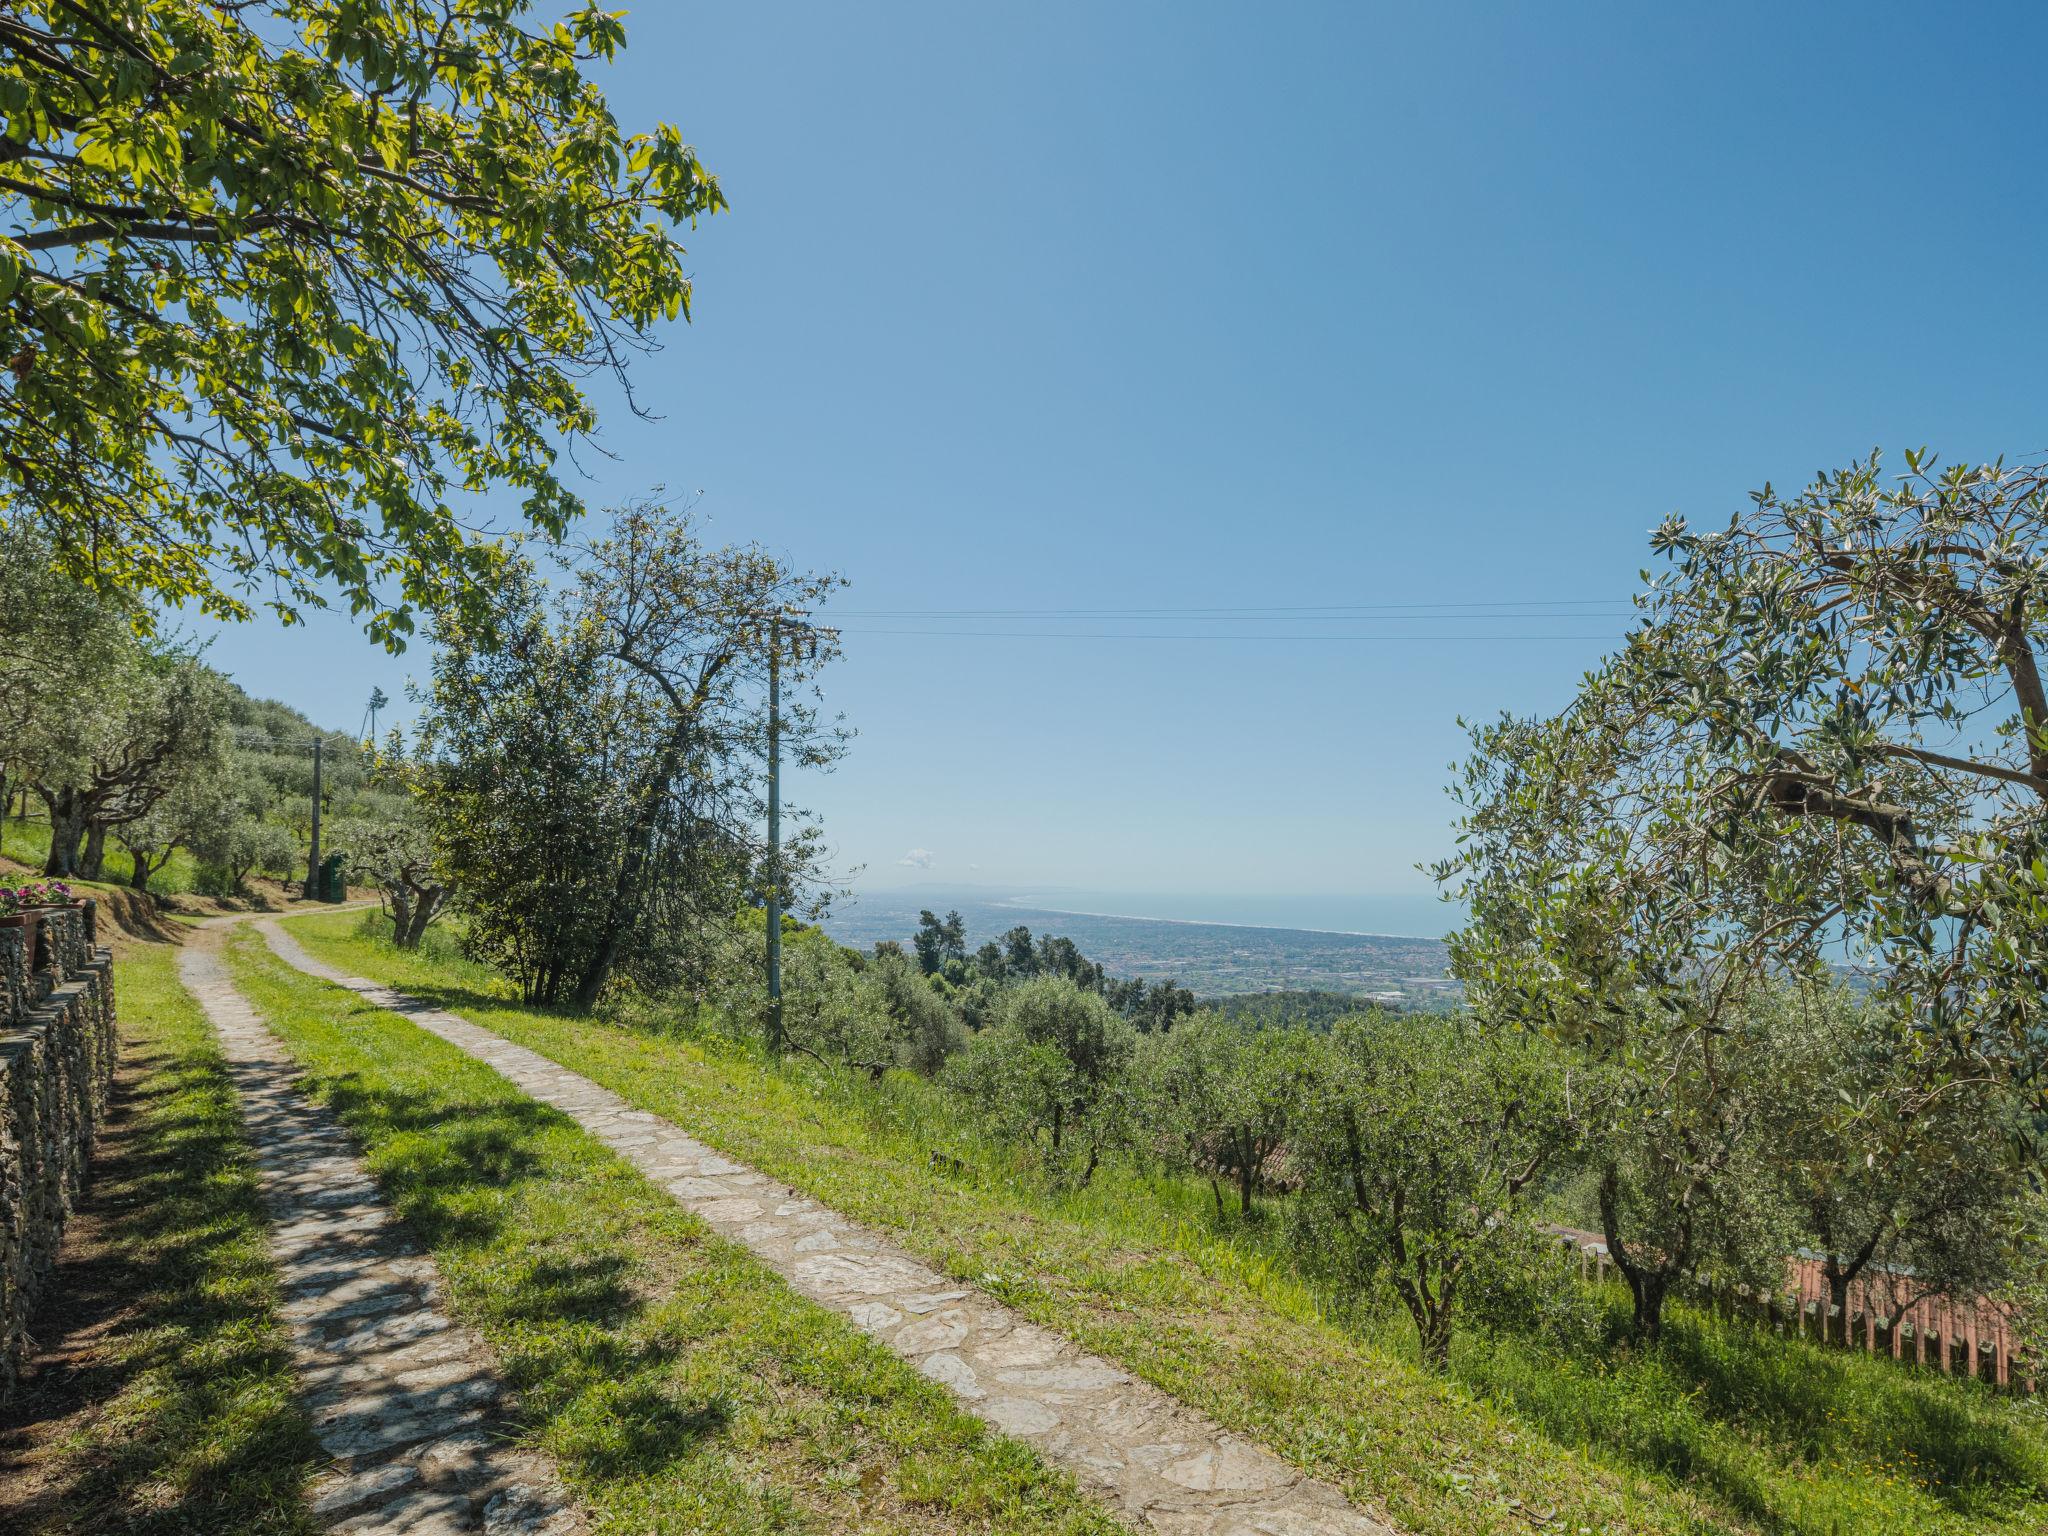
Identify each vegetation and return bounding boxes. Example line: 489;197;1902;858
944;976;1138;1185
0;0;721;648
282;907;2048;1536
220;924;1120;1536
1290;1013;1565;1368
1436;448;2048;1347
0;937;319;1535
415;501;843;1006
918;907;1197;1030
0;532;402;896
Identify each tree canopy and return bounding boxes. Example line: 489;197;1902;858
1442;450;2048;1114
0;0;723;647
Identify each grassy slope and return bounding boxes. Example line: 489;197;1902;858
281;912;2048;1536
0;939;320;1535
0;817;203;898
221;926;1122;1536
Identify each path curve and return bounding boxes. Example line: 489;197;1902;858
257;916;1398;1536
181;918;584;1535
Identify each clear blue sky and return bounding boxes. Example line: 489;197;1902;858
199;1;2048;913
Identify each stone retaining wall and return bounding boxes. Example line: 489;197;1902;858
0;904;116;1400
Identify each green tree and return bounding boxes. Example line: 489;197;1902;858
420;505;841;1005
1579;996;1800;1344
419;564;627;1002
31;648;231;878
0;1;722;647
1290;1012;1566;1370
946;976;1137;1185
1772;987;2027;1344
1450;451;2048;1108
1142;1012;1322;1216
333;813;446;949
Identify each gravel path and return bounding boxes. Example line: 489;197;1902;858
180;923;583;1535
256;916;1396;1536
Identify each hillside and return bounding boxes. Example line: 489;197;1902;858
252;910;2048;1536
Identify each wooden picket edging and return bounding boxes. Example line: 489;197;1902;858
1545;1226;2034;1392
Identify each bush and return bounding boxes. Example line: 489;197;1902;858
192;860;240;899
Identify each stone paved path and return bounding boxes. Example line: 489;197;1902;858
257;918;1397;1536
180;923;583;1535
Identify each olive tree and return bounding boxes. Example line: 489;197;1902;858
773;939;964;1080
1475;451;2048;1108
1141;1012;1323;1216
1290;1012;1566;1369
0;0;723;648
1771;987;2027;1343
32;650;232;879
333;815;447;949
945;976;1138;1186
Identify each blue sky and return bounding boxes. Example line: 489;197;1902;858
198;1;2048;915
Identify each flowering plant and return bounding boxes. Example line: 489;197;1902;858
13;880;72;907
0;888;22;916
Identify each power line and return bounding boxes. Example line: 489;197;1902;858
829;598;1637;618
826;628;1629;642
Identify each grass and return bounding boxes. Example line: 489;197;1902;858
220;924;1124;1536
0;938;321;1535
280;909;2048;1536
0;816;206;898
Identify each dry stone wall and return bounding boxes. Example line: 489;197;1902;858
0;904;115;1400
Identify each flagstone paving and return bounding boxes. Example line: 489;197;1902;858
180;925;582;1536
256;916;1397;1536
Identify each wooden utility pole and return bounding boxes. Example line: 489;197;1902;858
304;735;323;900
765;615;784;1053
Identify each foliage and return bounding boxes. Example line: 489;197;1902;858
0;0;722;648
1770;985;2030;1341
295;906;2048;1536
1575;992;1804;1343
419;503;843;1005
1443;450;2048;1111
1208;988;1391;1031
1141;1010;1322;1214
332;812;445;948
929;915;1195;1031
1290;1012;1567;1369
945;976;1137;1185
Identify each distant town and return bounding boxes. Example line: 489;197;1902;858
822;893;1463;1008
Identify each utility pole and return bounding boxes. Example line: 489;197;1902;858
765;616;783;1054
304;735;323;900
758;610;836;1054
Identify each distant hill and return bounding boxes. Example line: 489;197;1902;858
821;891;1460;1007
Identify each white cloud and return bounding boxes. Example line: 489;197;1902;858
897;848;935;869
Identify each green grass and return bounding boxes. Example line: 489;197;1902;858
0;815;204;897
220;925;1123;1536
0;938;320;1535
280;910;2048;1536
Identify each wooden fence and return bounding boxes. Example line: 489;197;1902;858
1545;1225;2033;1391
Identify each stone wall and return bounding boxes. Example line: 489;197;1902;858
0;904;116;1400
